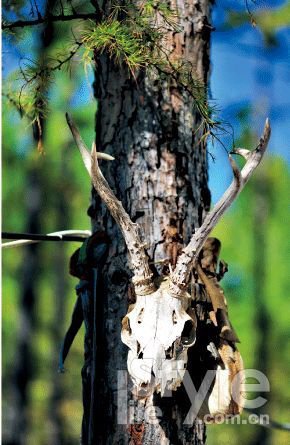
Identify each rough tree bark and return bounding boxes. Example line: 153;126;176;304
84;0;212;443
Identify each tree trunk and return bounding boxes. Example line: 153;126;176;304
84;1;212;443
39;2;68;443
251;172;271;445
5;168;41;445
49;147;69;445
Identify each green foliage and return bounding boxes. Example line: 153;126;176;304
5;56;52;115
82;19;151;71
2;67;94;443
80;1;218;128
3;2;289;444
3;38;84;153
3;0;219;145
209;156;290;445
206;111;290;445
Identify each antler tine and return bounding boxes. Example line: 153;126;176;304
66;113;92;173
66;113;155;296
170;118;271;296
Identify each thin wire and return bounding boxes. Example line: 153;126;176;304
1;230;91;249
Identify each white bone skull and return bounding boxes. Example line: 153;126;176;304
67;113;269;412
121;277;196;396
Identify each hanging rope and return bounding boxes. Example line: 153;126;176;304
1;230;91;249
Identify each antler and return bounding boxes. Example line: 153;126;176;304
169;118;271;296
66;113;155;296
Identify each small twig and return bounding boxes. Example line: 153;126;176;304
33;0;42;20
17;41;84;107
2;12;101;31
59;0;64;16
245;0;257;26
2;92;24;117
28;0;35;17
52;41;84;71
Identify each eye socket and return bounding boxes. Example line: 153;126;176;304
181;319;196;347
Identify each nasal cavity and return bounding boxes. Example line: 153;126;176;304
181;320;196;347
165;345;174;359
137;342;143;359
137;308;144;324
172;310;177;324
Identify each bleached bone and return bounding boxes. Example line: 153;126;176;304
66;113;270;401
169;119;271;296
121;277;197;396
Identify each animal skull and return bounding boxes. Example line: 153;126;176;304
121;277;196;396
66;114;270;414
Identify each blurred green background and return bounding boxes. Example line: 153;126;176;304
2;1;290;444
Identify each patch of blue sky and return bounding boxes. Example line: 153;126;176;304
3;30;39;79
209;2;290;203
70;69;95;108
2;0;289;203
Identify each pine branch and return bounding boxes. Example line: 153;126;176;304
2;12;101;31
52;41;84;71
21;41;83;88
